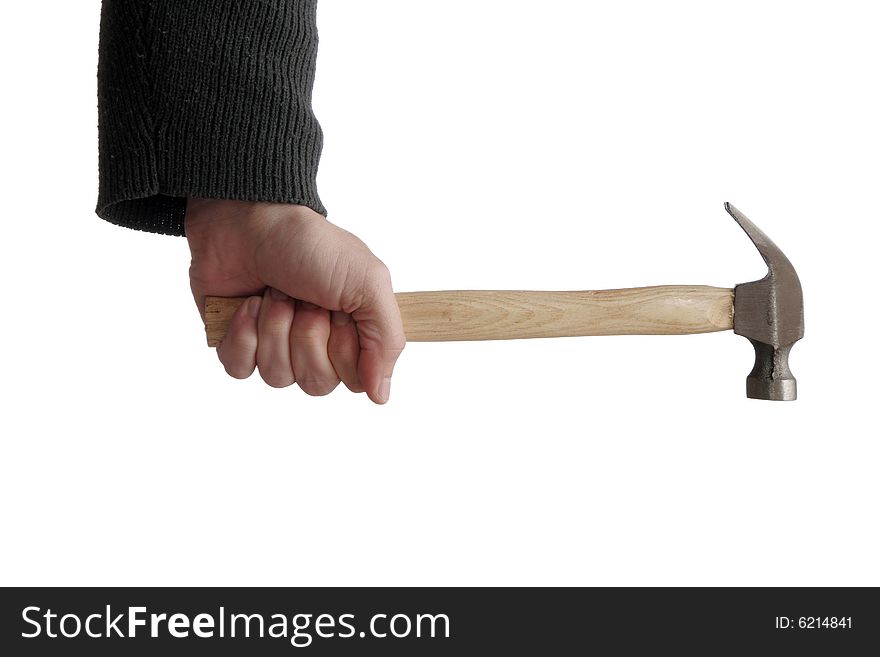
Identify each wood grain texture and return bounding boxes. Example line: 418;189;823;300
204;286;733;346
205;296;248;348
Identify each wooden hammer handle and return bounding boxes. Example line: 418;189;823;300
204;286;733;346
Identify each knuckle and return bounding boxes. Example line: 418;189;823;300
353;260;393;311
223;363;252;380
298;378;339;397
260;302;295;334
219;349;253;380
261;317;293;337
371;260;392;285
259;367;295;389
292;316;330;343
291;328;328;345
327;344;357;358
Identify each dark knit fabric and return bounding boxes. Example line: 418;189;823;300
96;0;326;236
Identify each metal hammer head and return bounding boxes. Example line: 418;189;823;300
726;203;804;401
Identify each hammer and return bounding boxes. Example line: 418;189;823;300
203;203;804;400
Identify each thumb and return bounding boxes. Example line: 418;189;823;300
352;268;406;404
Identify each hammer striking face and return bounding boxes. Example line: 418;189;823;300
203;203;804;400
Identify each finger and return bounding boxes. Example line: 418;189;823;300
328;311;363;393
290;301;340;396
217;295;262;379
256;287;296;388
352;264;406;404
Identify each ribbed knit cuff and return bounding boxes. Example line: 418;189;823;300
96;0;325;236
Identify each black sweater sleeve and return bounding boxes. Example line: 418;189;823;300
96;0;325;236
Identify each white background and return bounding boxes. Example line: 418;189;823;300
1;1;878;586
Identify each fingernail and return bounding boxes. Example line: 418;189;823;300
270;288;288;301
378;377;391;403
247;296;262;318
331;311;350;326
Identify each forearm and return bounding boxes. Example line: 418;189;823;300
96;0;325;236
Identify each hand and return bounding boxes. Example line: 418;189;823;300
185;199;405;404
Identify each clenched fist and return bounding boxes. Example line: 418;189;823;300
185;199;405;404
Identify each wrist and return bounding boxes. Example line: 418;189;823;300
248;202;326;269
186;197;320;249
185;198;329;291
